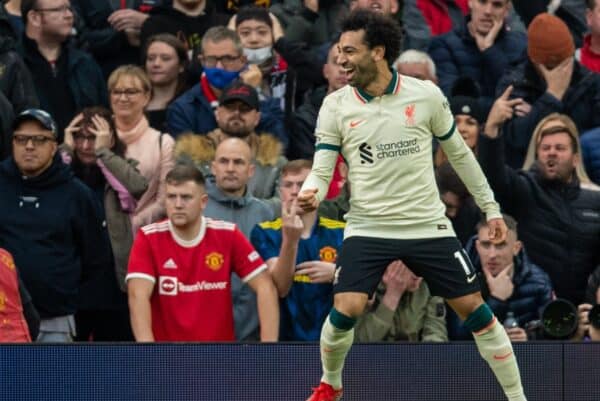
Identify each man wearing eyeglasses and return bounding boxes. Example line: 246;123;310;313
166;26;287;149
0;109;112;342
19;0;107;139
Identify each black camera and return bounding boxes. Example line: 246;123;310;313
589;304;600;329
541;298;579;339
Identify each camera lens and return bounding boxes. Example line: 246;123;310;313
542;298;578;338
589;305;600;329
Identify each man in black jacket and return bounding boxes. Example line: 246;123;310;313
480;89;600;306
0;109;111;341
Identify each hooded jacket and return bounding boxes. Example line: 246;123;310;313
0;155;112;318
203;181;274;341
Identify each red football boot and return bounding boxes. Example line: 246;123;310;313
306;382;343;401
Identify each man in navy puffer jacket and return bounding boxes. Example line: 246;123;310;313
446;215;553;341
428;0;527;114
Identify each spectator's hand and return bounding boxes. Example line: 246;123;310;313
125;29;141;47
304;0;319;13
513;100;531;117
472;14;503;51
296;261;335;283
64;113;83;149
281;199;303;243
484;85;523;138
270;12;284;42
89;114;112;151
380;260;417;311
539;58;573;101
573;303;592;341
297;188;319;212
484;265;514;301
240;64;263;88
487;217;507;244
506;326;527;342
108;9;149;32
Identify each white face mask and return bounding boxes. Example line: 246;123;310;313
243;46;273;64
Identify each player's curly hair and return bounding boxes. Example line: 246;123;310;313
341;9;402;66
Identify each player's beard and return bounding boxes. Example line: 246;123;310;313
349;58;378;90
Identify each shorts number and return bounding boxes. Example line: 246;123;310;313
454;250;472;277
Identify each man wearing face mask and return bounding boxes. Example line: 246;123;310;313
167;26;288;149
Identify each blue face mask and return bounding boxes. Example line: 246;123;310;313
204;67;241;89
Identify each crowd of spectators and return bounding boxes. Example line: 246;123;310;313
1;0;600;344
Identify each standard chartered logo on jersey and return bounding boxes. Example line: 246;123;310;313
359;138;421;164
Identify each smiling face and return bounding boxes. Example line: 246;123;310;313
109;75;150;122
337;29;379;89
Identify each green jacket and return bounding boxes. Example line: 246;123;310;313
355;282;448;343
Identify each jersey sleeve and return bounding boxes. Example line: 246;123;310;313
429;86;502;220
301;95;342;202
250;224;281;261
231;227;267;283
126;230;157;284
429;85;455;140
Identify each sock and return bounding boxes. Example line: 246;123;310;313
467;305;527;401
320;308;356;389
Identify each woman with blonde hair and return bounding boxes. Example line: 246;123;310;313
522;113;597;189
108;65;175;232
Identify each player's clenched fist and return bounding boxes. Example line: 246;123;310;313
297;188;319;212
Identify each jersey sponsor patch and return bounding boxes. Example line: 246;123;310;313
205;252;224;271
248;251;260;262
159;276;178;296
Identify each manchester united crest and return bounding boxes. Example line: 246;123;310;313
319;246;337;263
205;252;224;271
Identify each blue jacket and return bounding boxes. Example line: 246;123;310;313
166;83;289;149
447;235;553;340
429;17;527;113
581;127;600;185
0;155;112;318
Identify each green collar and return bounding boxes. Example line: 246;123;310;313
354;69;399;103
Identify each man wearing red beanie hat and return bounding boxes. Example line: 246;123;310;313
495;12;600;169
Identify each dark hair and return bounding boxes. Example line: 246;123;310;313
587;0;596;10
436;162;469;200
21;0;36;24
166;164;206;187
476;213;518;233
77;107;126;157
340;9;402;65
235;5;272;28
281;159;312;177
142;33;189;99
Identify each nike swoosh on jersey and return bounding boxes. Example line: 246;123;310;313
349;119;365;128
467;274;477;283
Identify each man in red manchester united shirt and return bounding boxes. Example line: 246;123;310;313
126;164;279;342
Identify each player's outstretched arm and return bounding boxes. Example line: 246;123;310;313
297;188;319;212
128;278;155;342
